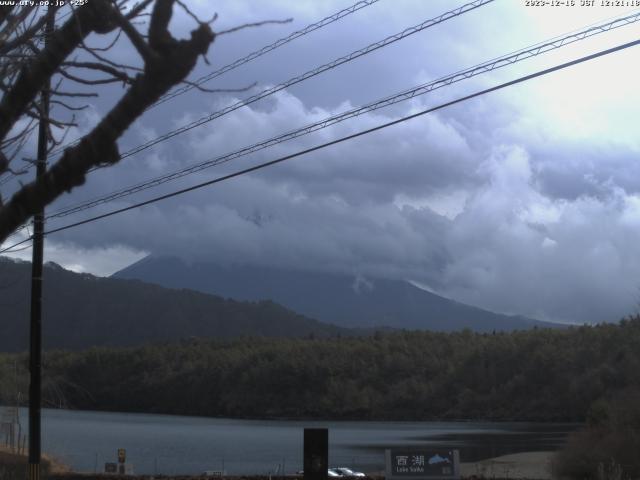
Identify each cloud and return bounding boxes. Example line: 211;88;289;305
3;239;146;277
437;145;640;323
36;70;640;324
3;1;640;325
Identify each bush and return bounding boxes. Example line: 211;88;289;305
553;389;640;480
0;450;52;480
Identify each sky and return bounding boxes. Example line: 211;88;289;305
1;0;640;324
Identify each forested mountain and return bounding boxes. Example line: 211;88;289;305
113;255;560;331
2;317;637;421
0;257;347;352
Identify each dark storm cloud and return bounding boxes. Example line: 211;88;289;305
4;0;640;325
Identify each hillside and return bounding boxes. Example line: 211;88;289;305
113;255;560;332
0;257;348;352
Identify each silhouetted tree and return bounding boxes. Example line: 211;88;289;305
0;0;216;243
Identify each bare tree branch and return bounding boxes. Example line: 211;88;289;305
110;5;156;63
176;0;216;26
84;28;123;52
78;42;143;72
0;0;120;143
62;60;134;84
0;0;215;242
24;103;78;129
148;0;173;51
0;9;50;56
58;68;132;86
0;6;15;26
0;6;35;45
125;0;155;20
47;89;98;98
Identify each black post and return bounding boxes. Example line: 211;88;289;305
304;428;328;480
28;8;53;480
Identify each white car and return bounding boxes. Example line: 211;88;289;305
296;469;348;477
331;467;365;477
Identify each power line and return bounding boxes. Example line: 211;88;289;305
0;35;633;253
93;0;494;162
0;224;33;253
45;9;640;220
1;237;31;254
153;0;382;108
1;0;382;186
0;6;82;186
2;242;32;253
41;0;496;217
42;0;383;161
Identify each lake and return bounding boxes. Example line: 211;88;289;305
16;408;577;475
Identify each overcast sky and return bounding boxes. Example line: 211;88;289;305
2;0;640;324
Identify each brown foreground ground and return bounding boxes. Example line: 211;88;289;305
1;445;70;477
1;448;554;480
461;452;553;479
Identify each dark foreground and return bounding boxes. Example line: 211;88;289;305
1;448;556;480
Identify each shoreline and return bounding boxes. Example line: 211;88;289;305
4;404;585;424
461;451;555;479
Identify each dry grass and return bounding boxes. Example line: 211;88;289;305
0;444;70;478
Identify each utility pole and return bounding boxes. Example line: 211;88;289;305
29;8;54;480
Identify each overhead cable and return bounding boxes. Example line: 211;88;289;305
97;0;494;161
153;0;383;107
4;0;382;183
0;35;634;255
46;9;640;220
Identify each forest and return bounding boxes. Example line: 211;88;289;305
1;317;639;422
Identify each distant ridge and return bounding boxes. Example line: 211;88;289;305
0;256;348;353
113;255;561;332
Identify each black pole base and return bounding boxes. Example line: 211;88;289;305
28;462;40;480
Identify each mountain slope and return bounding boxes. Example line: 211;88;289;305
0;257;347;352
113;255;559;331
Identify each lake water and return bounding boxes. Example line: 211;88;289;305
15;408;578;475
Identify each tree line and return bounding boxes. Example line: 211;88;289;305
2;317;640;422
